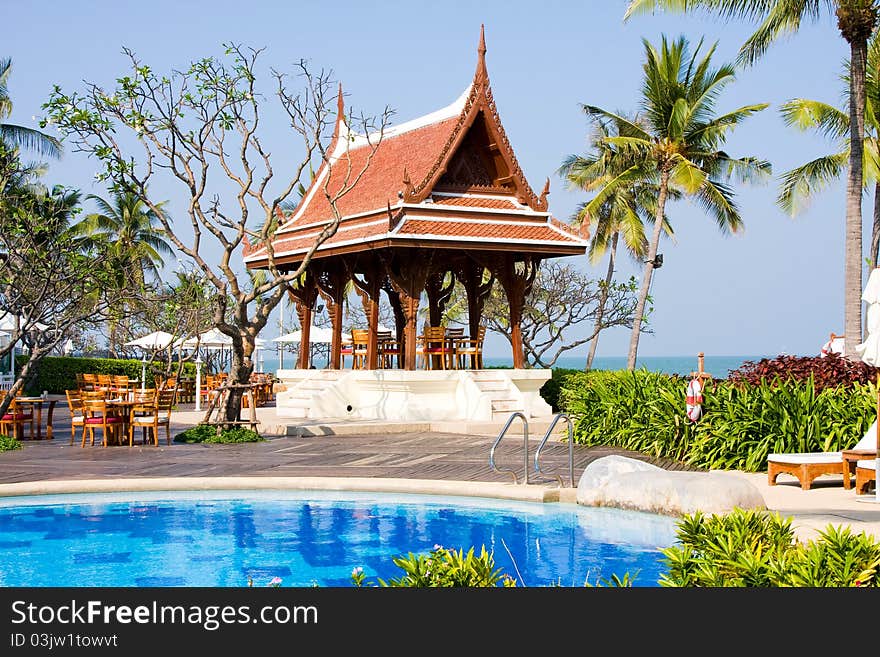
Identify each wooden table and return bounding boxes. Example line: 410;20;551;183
14;397;57;440
842;448;876;490
105;399;137;446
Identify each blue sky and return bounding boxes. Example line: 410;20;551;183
5;1;852;362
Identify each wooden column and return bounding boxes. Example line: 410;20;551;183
424;270;456;328
457;257;494;339
384;250;432;370
382;278;407;359
313;261;349;370
350;259;383;370
493;254;539;369
288;273;319;369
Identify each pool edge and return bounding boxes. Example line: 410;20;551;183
0;476;579;505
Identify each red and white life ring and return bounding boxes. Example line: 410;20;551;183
686;377;703;422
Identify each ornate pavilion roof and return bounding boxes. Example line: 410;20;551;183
244;26;588;270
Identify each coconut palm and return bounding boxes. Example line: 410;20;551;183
624;0;878;363
0;58;60;158
559;112;675;370
584;35;770;370
75;189;173;355
777;35;880;265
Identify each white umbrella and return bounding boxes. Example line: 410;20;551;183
274;326;351;344
855;267;880;505
856;268;880;366
0;313;48;332
125;330;175;349
62;338;74;355
176;328;233;349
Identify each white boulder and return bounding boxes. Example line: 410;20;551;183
576;455;766;517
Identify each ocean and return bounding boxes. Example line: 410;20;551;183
254;353;766;378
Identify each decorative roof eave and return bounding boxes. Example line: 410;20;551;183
245;234;586;270
402;25;550;213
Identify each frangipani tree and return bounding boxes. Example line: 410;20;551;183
43;44;391;420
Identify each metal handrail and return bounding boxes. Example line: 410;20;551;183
489;411;529;484
534;413;574;488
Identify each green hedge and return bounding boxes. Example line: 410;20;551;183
15;355;197;395
559;369;876;472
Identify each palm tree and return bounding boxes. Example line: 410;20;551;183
0;58;60;158
584;35;770;370
777;35;880;267
75;189;173;355
624;0;879;362
559;112;675;370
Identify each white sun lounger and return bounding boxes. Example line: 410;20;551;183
767;420;877;490
855;459;877;495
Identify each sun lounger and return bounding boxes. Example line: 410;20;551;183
767;420;877;491
855;459;877;495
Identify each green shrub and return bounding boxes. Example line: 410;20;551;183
174;423;263;444
560;369;876;472
539;367;580;412
205;427;262;444
659;508;880;587
352;545;516;587
0;434;22;452
14;355;196;395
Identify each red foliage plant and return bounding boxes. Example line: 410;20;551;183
727;353;880;391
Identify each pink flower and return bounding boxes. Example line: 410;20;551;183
268;576;282;587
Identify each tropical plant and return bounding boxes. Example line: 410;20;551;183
0;58;60;158
559;111;674;370
583;35;770;370
624;0;879;364
777;33;880;264
0;434;22;452
73;189;173;356
659;508;880;587
351;545;517;587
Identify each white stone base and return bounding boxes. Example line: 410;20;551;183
274;368;553;422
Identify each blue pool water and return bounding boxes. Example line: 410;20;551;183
0;490;679;587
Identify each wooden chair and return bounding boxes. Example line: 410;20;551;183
0;392;34;440
110;374;133;399
96;373;113;394
419;326;455;370
81;397;125;447
377;330;400;369
65;389;86;446
456;325;486;370
128;388;161;446
80;373;98;391
129;388;174;446
351;329;369;369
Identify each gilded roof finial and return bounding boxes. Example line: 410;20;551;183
539;177;550;209
475;24;488;85
337;82;345;119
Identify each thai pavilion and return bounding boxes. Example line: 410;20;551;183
244;27;589;423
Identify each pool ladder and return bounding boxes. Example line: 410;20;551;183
489;412;574;487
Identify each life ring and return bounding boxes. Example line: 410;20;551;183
686;377;703;422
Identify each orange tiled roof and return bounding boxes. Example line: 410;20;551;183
280;117;459;229
430;196;519;210
396;218;581;243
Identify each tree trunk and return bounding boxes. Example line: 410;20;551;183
844;34;868;356
586;231;618;371
627;169;669;371
871;182;880;268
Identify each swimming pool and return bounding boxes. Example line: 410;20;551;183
0;490;679;587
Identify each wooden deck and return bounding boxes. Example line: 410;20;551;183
0;402;700;485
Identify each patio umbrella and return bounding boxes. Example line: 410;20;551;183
125;330;175;350
273;326;351;344
0;313;48;332
855;268;880;366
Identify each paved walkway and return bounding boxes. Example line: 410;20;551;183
1;398;878;543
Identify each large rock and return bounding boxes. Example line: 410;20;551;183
576;455;766;517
